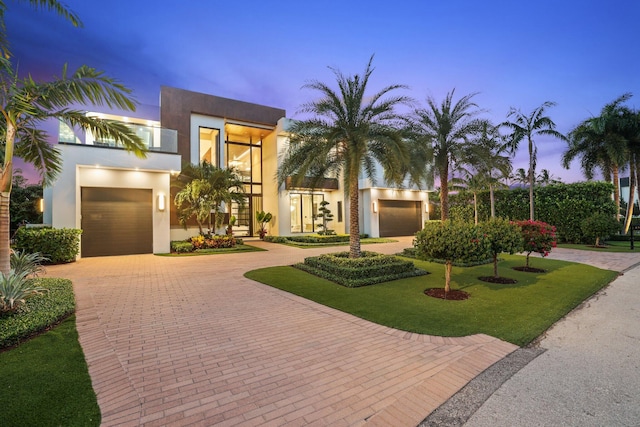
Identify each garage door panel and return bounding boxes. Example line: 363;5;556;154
378;200;422;237
81;188;153;257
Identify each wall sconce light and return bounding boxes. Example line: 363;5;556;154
425;202;429;213
38;198;44;213
157;194;166;212
372;201;378;213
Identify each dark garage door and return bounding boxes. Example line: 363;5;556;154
378;200;422;237
81;187;153;257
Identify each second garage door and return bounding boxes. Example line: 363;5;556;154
378;200;422;237
81;187;153;257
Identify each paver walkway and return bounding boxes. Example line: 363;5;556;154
47;238;517;426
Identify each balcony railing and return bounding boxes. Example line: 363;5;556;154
285;176;339;191
59;121;178;154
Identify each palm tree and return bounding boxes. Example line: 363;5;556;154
0;0;81;58
510;168;529;187
411;90;484;220
621;108;640;233
175;162;245;235
278;57;410;258
462;121;512;218
503;101;566;220
536;169;561;186
563;94;632;221
0;58;145;274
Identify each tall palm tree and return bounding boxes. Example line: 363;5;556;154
462;121;512;218
0;58;145;274
536;169;561;186
621;107;640;233
411;89;484;220
278;57;410;258
563;94;632;221
503;101;567;220
510;168;528;186
0;0;81;58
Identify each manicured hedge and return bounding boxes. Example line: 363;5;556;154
13;228;82;264
434;182;617;243
0;278;75;349
296;251;427;287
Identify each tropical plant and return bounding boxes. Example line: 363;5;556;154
0;270;47;313
0;56;146;275
510;168;528;186
503;101;567;220
414;220;490;294
563;94;632;221
10;250;48;276
9;169;42;233
256;210;272;240
411;90;484;221
581;213;621;247
536;169;561;186
462;121;512;218
278;56;410;258
175;162;246;235
515;220;557;268
477;218;523;279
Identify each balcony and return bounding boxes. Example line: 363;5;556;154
59;119;178;154
285;176;339;191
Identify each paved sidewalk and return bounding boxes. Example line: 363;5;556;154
46;238;517;427
461;248;640;427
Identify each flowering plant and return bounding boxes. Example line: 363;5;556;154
515;220;557;267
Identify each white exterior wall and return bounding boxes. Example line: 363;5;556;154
45;144;181;256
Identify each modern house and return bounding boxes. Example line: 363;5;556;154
44;86;432;257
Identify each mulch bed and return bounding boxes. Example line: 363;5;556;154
478;276;518;284
424;288;470;300
512;266;546;273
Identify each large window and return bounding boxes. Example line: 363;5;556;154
199;127;219;166
290;194;324;233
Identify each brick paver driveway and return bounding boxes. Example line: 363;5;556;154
47;238;516;426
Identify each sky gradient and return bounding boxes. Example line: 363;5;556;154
7;0;640;183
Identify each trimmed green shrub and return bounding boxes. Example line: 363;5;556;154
414;220;491;292
13;228;81;264
171;241;194;253
0;278;74;349
477;219;524;278
264;236;288;243
296;251;427;287
190;234;237;249
581;213;621;246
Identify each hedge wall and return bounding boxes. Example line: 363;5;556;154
432;182;616;243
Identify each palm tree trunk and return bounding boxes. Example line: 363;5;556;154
0;123;16;276
473;192;478;225
528;137;535;220
440;164;449;221
490;184;496;218
348;174;361;258
613;166;621;221
623;156;637;234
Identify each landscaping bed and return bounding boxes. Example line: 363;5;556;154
264;234;396;247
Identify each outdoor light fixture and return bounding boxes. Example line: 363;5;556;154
38;198;44;213
157;194;166;212
425;202;429;213
372;201;378;213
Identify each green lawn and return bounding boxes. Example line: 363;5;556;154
245;254;618;346
0;315;100;426
558;240;638;252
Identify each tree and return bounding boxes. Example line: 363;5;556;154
414;220;490;295
477;218;523;279
503;102;567;220
278;56;410;258
461;121;512;218
175;162;245;235
0;0;81;58
316;200;334;235
515;220;557;269
510;168;528;186
563;94;632;221
0;57;145;274
581;212;620;247
411;90;484;220
9;169;42;233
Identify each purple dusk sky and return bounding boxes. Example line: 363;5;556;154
6;0;640;183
